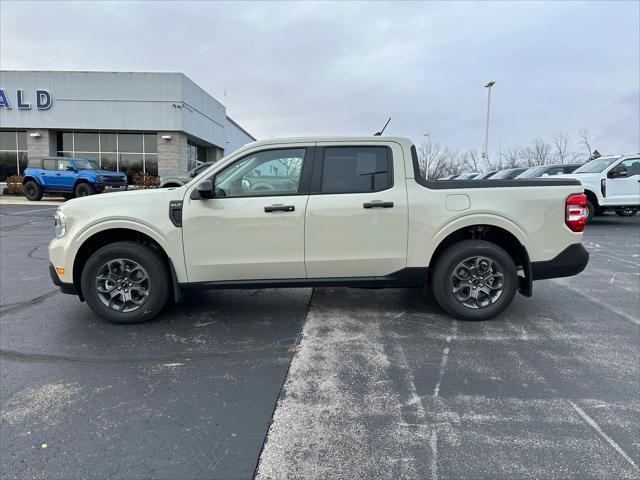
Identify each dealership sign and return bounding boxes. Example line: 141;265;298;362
0;89;52;110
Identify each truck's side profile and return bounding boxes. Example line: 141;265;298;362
48;137;589;323
23;157;127;201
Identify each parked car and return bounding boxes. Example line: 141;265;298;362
159;162;214;188
48;136;588;324
492;168;528;179
456;173;481;180
474;171;498;180
23;157;127;201
560;154;640;222
515;164;582;179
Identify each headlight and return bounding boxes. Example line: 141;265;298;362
54;209;67;238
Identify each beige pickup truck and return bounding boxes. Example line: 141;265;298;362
49;136;589;323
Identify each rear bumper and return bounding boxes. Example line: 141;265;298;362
49;263;79;296
531;244;589;280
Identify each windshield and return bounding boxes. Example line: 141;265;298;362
572;157;619;174
73;159;100;170
516;166;545;178
492;169;515;179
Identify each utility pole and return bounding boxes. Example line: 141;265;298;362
423;132;431;179
483;81;495;161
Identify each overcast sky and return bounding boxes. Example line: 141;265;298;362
1;1;638;158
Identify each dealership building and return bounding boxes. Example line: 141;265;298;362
0;70;255;182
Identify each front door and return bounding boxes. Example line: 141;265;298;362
181;146;311;283
607;158;640;205
304;142;409;278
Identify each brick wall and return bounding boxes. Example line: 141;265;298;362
157;131;188;176
26;129;56;158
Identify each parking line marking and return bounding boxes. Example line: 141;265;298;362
569;401;639;472
7;207;57;215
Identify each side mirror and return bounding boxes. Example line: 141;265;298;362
197;180;214;199
66;165;76;172
609;165;628;178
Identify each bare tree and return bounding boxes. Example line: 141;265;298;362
527;138;553;166
417;141;464;179
496;147;522;169
552;132;571;163
462;149;482;172
578;129;593;158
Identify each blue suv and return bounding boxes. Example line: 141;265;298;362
23;157;127;201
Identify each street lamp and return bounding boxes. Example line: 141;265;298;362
483;81;495;160
423;132;431;179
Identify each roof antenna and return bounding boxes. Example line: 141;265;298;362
374;117;391;136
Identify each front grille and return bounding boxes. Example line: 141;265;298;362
101;177;127;186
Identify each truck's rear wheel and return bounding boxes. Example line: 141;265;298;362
585;200;595;223
81;241;169;324
431;240;517;321
24;180;43;201
75;182;96;197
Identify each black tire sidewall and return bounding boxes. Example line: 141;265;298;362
24;181;43;201
81;241;169;324
585;200;595;223
75;183;96;197
432;240;518;321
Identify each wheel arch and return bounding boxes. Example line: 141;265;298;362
72;226;181;303
22;175;42;186
584;189;600;208
428;222;532;296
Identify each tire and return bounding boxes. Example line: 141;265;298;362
615;207;638;217
75;182;96;198
23;180;44;201
585;199;595;224
431;240;518;321
80;241;169;324
62;193;75;200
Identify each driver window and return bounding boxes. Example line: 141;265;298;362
213;148;305;197
620;158;640;177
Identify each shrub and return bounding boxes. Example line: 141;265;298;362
132;171;158;189
4;175;24;195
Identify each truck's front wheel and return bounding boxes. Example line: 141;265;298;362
431;240;517;321
81;241;169;324
24;180;43;201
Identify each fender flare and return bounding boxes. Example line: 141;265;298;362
22;175;43;186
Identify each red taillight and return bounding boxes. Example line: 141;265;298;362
566;193;587;232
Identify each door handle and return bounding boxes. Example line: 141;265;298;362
264;205;295;213
363;201;394;209
55;173;62;176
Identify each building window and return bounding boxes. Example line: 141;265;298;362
187;140;207;171
0;130;28;181
56;131;158;182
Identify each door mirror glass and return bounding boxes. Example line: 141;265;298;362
197;180;214;199
609;165;628;178
66;165;76;172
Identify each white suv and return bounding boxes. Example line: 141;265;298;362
562;154;640;222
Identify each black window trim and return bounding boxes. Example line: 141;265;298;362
310;145;394;195
192;146;314;200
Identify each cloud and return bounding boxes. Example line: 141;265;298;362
1;0;638;156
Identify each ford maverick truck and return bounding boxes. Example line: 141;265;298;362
23;157;127;200
48;137;589;323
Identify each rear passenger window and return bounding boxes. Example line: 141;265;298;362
42;159;57;170
321;147;392;194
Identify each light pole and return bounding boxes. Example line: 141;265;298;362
483;81;495;160
423;132;431;179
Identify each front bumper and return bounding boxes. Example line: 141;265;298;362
530;244;589;280
49;263;79;296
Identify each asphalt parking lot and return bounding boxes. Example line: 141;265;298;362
1;202;639;480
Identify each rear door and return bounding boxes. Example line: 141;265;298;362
607;157;640;204
304;142;408;278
